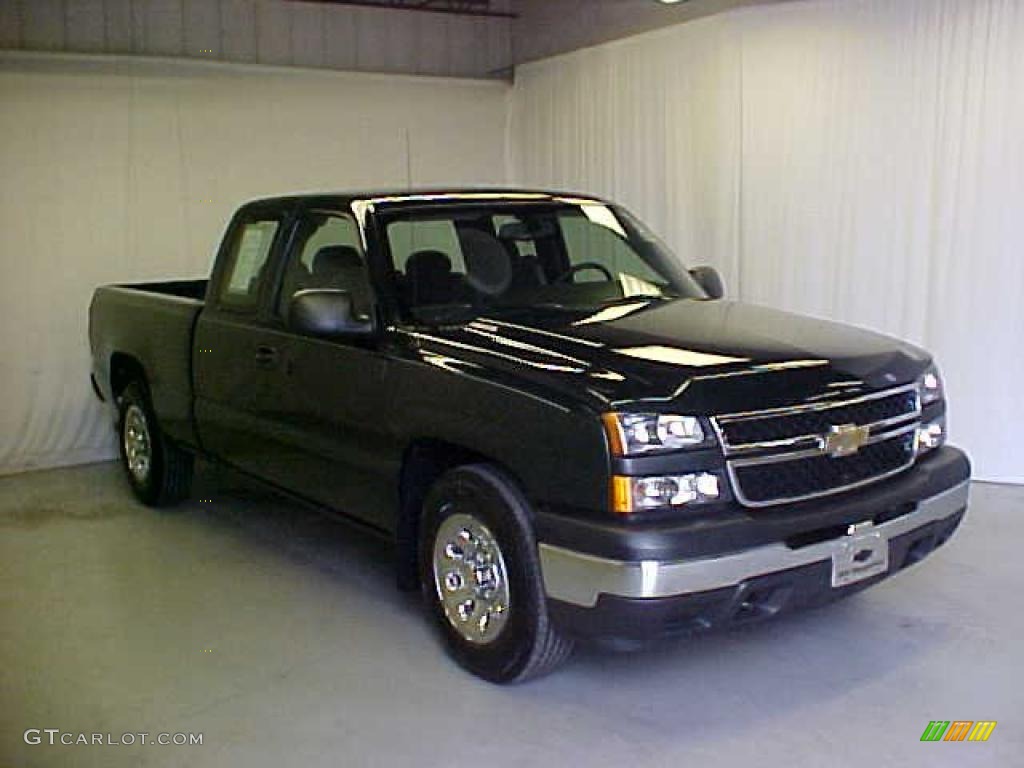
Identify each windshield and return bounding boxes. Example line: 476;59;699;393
379;201;707;323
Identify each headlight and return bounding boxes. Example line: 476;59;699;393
918;363;944;406
611;472;722;515
602;412;709;456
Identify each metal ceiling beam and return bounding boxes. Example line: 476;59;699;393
288;0;517;19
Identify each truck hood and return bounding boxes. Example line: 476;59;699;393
407;298;931;413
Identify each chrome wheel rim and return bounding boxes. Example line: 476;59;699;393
432;512;510;645
123;405;152;484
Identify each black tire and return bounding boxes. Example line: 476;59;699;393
117;380;193;507
419;464;573;683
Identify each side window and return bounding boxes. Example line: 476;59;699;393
558;209;664;287
278;213;372;318
388;219;466;274
219;218;281;310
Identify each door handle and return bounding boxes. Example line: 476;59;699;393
254;345;279;368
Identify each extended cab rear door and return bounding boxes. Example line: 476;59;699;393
193;202;295;472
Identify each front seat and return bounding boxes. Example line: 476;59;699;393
404;250;467;306
309;245;373;317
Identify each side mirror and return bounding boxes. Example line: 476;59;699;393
690;266;725;300
288;289;373;337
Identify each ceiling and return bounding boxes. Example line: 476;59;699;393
0;0;791;78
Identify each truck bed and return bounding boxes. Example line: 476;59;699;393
88;280;208;450
125;279;208;301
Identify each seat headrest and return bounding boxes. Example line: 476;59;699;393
405;250;452;278
461;229;512;296
312;245;364;276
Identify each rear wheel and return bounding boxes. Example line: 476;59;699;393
117;381;193;506
420;464;573;683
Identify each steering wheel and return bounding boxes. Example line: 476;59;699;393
554;262;615;284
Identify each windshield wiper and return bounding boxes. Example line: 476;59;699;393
596;294;672;308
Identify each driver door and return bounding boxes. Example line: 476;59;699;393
253;209;400;529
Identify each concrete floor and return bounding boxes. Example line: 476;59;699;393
1;462;1020;767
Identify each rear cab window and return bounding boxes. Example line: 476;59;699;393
217;215;283;311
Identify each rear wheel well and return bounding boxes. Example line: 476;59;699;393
110;353;146;400
395;439;502;591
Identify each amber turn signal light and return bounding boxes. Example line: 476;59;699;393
610;475;633;516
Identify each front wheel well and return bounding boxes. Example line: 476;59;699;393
396;439;518;591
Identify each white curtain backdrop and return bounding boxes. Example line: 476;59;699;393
511;0;1024;484
0;52;508;475
4;1;1024;484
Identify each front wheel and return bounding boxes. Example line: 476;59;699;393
117;381;193;507
419;464;573;683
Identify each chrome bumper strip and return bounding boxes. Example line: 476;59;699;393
538;481;969;608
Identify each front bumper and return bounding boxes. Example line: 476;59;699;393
539;450;970;646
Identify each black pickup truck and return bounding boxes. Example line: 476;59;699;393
89;190;970;682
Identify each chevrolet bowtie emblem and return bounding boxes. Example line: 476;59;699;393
823;423;871;458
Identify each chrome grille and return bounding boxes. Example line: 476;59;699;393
730;427;918;506
713;385;921;507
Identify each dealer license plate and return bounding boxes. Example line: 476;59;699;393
831;524;889;588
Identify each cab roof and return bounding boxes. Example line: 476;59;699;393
242;189;611;211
